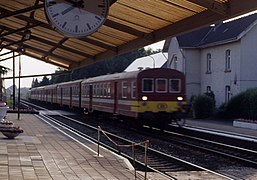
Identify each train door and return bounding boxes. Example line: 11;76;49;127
89;84;93;112
114;82;118;114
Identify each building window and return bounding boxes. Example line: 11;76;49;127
206;53;211;73
169;79;181;93
174;56;178;70
225;49;231;72
156;79;167;93
207;86;211;93
131;81;136;99
142;78;154;92
225;85;231;102
122;81;128;98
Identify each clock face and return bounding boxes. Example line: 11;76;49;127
45;0;109;38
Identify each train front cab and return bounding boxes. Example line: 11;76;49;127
135;68;187;127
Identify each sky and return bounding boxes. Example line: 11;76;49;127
0;40;165;88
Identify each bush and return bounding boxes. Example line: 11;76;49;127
225;88;257;119
191;94;215;119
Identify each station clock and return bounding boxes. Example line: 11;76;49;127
45;0;109;38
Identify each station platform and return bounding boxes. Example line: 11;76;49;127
1;113;169;180
185;118;257;142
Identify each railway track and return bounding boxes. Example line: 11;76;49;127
21;100;241;179
22;100;257;179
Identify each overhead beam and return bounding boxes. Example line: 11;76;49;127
3;38;78;66
21;52;69;69
104;19;154;41
80;0;257;68
0;22;42;38
42;37;69;59
187;0;229;15
1;71;71;80
0;4;44;20
0;24;94;59
0;7;117;51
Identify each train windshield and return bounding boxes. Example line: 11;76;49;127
169;79;181;93
142;78;181;93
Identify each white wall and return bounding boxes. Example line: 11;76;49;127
183;49;201;100
240;23;257;92
167;38;201;102
167;23;257;107
200;42;241;106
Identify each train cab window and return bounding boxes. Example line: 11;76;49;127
131;81;136;99
169;79;181;93
156;79;167;93
122;81;128;98
142;78;154;92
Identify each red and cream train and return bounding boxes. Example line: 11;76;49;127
29;68;187;127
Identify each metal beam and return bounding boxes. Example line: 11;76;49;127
0;4;44;20
0;6;150;48
0;54;20;62
0;24;94;59
187;0;229;15
81;0;257;68
3;38;78;66
2;72;71;80
20;52;69;69
0;22;42;38
42;37;69;59
104;19;154;41
0;38;29;50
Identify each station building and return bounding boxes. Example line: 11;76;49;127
164;13;257;107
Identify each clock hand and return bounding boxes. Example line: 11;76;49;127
61;5;75;15
82;0;105;17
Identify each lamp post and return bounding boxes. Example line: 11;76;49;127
148;55;155;68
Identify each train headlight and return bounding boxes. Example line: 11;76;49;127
142;96;148;101
177;96;183;101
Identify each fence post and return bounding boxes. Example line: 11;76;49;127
132;143;136;180
144;140;149;180
97;126;100;156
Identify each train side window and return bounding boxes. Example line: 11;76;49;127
96;84;99;97
107;83;111;98
131;81;136;99
93;84;96;97
142;78;154;92
99;83;103;97
169;79;181;93
122;81;128;98
103;83;107;97
156;78;167;93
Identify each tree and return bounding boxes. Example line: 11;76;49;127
0;65;10;101
32;78;39;88
39;76;50;86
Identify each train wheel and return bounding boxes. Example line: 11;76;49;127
175;118;186;127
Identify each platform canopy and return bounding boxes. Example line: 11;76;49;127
1;0;257;70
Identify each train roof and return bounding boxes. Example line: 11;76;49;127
82;68;183;83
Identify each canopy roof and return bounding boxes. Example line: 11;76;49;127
1;0;257;70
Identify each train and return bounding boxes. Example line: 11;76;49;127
29;68;187;128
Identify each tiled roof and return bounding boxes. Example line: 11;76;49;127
173;13;257;48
